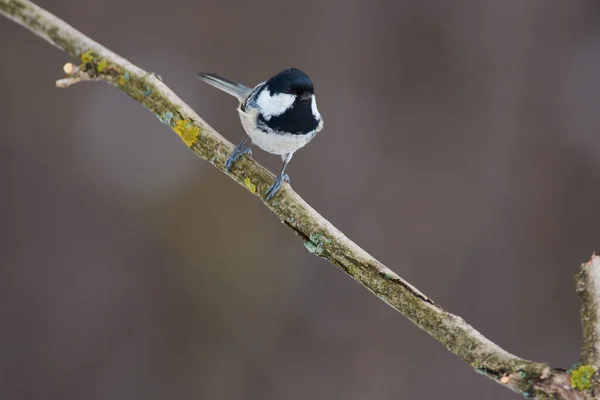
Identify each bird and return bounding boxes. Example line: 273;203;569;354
196;68;324;200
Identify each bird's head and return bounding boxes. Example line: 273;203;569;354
255;68;322;134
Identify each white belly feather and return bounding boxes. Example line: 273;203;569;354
237;107;319;156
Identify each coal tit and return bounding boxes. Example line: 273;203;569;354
196;68;323;200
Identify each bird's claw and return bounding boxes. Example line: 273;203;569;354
225;147;252;173
265;174;290;201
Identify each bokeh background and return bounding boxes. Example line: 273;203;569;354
2;1;600;399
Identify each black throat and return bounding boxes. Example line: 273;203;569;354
258;99;319;135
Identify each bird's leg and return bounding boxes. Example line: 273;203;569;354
225;136;252;173
265;153;293;201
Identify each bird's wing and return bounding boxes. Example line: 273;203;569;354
195;72;253;102
240;82;266;112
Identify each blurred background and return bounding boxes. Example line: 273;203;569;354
2;0;600;398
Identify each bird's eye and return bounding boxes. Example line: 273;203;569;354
283;87;292;94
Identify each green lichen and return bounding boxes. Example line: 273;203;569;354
243;177;257;194
118;71;131;85
78;52;117;77
97;59;109;73
346;263;360;277
382;270;397;280
377;294;388;302
568;362;583;373
79;51;102;76
304;233;332;256
80;50;95;64
570;364;595;390
173;119;200;147
156;111;174;126
143;87;152;97
304;241;322;255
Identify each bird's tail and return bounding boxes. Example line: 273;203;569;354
195;72;252;102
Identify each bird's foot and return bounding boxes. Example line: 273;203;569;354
265;174;290;201
225;146;252;173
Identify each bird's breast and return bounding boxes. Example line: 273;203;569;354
259;100;320;135
237;107;318;156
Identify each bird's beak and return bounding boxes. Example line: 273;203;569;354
300;92;312;101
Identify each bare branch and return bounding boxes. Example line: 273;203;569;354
577;255;600;370
0;0;595;397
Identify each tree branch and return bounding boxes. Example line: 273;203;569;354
1;0;596;397
577;255;600;370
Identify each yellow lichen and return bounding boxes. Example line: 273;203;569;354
118;71;130;86
97;59;109;73
570;365;596;390
173;119;200;147
80;50;95;64
243;177;256;194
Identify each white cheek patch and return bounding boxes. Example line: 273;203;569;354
311;95;321;119
256;88;296;120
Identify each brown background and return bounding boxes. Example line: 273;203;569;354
2;1;600;399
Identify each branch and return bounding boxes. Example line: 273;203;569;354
0;0;595;398
577;255;600;370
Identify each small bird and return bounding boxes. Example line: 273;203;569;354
196;68;324;200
